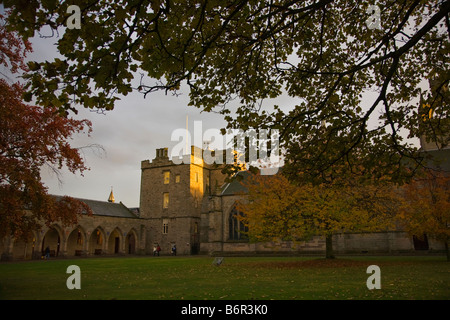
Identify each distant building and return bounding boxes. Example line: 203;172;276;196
139;144;448;256
1;130;448;260
1;196;144;260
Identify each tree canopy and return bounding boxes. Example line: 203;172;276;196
2;0;449;182
237;172;399;258
0;14;92;239
398;170;450;260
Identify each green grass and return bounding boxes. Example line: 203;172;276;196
0;256;448;300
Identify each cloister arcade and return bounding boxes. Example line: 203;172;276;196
1;223;142;260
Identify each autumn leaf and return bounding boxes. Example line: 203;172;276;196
398;170;450;260
0;19;92;239
237;171;399;259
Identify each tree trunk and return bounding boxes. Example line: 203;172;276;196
325;234;335;259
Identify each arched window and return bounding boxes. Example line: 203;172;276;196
95;229;103;245
77;230;83;245
228;207;248;241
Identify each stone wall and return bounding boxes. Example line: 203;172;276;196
1;214;145;261
333;231;445;253
140;147;210;256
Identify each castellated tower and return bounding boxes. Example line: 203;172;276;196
139;146;228;255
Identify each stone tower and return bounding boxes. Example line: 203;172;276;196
139;146;227;255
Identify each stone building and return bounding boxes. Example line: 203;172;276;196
140;145;448;256
139;146;229;256
1;138;448;260
0;193;145;261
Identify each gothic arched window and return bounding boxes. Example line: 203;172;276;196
228;207;248;241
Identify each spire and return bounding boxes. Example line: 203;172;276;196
108;187;115;203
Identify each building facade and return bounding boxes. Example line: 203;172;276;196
0;197;145;261
1;141;447;261
139;146;228;255
139;146;447;256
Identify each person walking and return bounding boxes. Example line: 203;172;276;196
156;244;161;256
171;244;177;256
44;246;50;260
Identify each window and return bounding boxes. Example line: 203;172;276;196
229;207;248;241
163;219;169;234
175;174;180;183
194;191;199;208
95;229;103;245
163;192;169;208
194;222;198;234
163;171;170;184
206;175;210;195
77;230;82;245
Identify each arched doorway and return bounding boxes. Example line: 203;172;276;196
67;227;85;256
108;228;122;254
89;227;105;255
42;228;61;257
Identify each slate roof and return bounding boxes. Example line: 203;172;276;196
220;171;252;196
79;198;139;219
52;195;139;219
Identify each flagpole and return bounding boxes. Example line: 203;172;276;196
186;115;188;156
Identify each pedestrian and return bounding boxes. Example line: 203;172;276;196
171;244;176;256
156;244;161;256
44;246;50;260
153;245;157;256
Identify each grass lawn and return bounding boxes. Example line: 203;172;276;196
0;255;448;300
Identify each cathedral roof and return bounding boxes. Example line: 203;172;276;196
220;169;282;196
220;171;251;196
